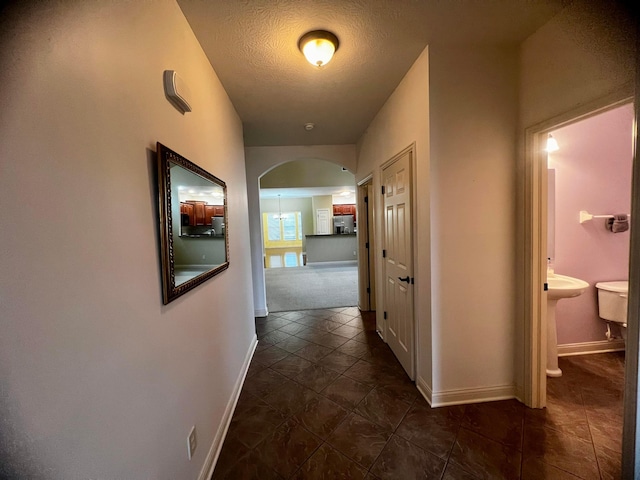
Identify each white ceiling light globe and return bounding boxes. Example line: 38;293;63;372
298;31;340;68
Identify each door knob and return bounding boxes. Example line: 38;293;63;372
398;276;410;283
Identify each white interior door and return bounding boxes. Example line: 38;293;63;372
382;149;414;379
316;208;330;234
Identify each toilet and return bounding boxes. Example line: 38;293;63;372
596;281;629;341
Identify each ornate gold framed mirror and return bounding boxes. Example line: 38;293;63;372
157;142;229;304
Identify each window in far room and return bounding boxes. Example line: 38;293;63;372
263;212;303;248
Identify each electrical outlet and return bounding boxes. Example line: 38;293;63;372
187;426;197;460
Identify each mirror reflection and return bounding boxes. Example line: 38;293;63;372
172;164;226;283
157;143;229;304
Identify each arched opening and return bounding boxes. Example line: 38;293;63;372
244;145;358;318
259;159;358;312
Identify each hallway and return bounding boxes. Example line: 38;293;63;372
212;309;623;479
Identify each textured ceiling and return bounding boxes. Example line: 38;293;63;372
177;0;566;147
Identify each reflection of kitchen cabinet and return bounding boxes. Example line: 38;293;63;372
205;205;216;225
182;201;224;227
185;201;206;225
204;206;225;224
181;202;195;226
214;206;224;217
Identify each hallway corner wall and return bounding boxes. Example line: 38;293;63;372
429;45;519;403
356;47;433;397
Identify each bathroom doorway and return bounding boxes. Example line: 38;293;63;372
546;103;633;360
524;92;634;409
523;94;636;477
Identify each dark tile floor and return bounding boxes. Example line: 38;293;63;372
212;308;625;479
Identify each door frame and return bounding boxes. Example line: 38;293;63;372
622;78;640;479
380;144;417;379
357;174;375;311
523;89;635;408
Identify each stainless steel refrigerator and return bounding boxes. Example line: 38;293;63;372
333;215;354;234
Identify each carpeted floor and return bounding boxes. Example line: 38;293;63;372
265;262;358;312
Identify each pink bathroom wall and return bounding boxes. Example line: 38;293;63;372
551;103;634;345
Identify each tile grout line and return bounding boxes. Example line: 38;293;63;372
443;417;466;479
582;386;606;479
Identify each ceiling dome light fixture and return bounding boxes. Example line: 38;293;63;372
298;30;339;67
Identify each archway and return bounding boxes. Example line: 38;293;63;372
259;160;357;312
244;145;357;316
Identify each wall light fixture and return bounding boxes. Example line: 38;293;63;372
546;134;560;152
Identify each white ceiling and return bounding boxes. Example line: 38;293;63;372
177;0;566;147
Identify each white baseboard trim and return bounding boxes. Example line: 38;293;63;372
558;339;625;357
430;384;517;408
198;334;258;480
254;308;269;317
416;376;433;407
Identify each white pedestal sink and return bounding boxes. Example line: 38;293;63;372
546;274;589;377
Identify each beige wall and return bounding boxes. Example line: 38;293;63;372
429;46;519;403
0;2;254;479
519;0;636;129
356;47;432;393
